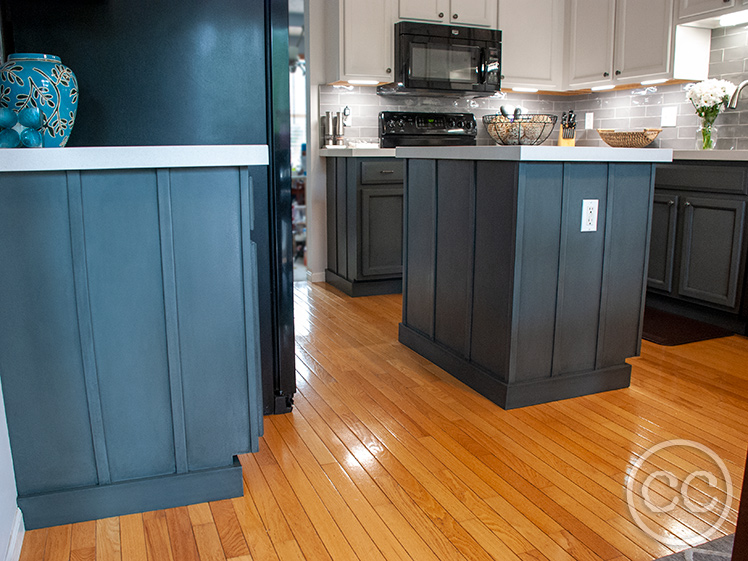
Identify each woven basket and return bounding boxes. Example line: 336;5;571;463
597;128;662;148
483;114;557;146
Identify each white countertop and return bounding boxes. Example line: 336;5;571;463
0;145;269;172
395;145;673;162
672;149;748;161
319;147;396;158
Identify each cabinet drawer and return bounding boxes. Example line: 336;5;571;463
655;163;748;194
360;160;404;184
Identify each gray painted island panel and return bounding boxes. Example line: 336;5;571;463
399;158;656;409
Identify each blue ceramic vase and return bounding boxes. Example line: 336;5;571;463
0;53;78;147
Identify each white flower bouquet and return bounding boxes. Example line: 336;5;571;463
685;79;736;149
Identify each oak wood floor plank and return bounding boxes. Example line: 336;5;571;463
209;500;250;559
192;523;227;561
523;404;732;539
296;353;497;561
293;392;439;561
295;377;469;560
142;511;174;561
187;504;215;528
231;495;280;561
272;413;412;561
20;528;48;561
95;517;121;561
119;514;147;561
237;453;299;549
252;443;335;561
164;507;201;561
43;524;71;561
264;417;383;561
70;520;96;557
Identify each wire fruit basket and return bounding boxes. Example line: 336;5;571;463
483;114;557;146
597;128;661;148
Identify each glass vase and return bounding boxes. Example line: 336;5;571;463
697;118;717;150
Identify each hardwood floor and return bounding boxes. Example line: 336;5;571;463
21;281;748;560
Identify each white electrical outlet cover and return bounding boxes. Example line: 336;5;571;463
661;106;677;128
585;112;594;130
581;199;599;232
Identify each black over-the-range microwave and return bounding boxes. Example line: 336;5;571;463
391;21;502;94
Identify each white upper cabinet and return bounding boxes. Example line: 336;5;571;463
325;0;397;83
498;0;565;90
567;0;677;89
399;0;450;22
566;0;616;88
614;0;674;82
677;0;735;20
399;0;498;27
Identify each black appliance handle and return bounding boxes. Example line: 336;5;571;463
479;49;487;84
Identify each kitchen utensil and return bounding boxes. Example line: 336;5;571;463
483;114;557;145
597;128;661;148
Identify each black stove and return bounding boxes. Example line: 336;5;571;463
379;111;477;148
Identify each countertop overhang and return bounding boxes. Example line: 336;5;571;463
395;145;673;162
0;145;269;172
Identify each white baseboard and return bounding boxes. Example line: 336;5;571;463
306;270;325;283
4;509;24;561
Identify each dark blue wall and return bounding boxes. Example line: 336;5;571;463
3;0;268;146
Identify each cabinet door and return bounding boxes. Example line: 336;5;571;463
648;193;679;292
342;0;395;81
399;0;449;22
678;0;735;19
678;196;746;309
450;0;498;27
499;0;564;90
360;187;404;277
566;0;615;88
614;0;673;82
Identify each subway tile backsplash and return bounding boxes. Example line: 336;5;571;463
319;24;748;151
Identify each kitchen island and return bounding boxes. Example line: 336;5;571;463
321;147;405;296
396;145;672;409
0;145;267;528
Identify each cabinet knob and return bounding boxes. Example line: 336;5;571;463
438;11;444;17
603;72;609;77
615;70;621;76
386;67;391;73
684;201;691;206
453;13;458;19
668;200;675;206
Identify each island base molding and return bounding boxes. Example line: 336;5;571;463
399;324;631;410
325;269;402;297
18;457;243;530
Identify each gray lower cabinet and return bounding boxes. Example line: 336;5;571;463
0;166;264;529
648;162;748;319
326;157;404;296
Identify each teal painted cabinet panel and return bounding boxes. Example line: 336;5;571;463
0;166;263;529
0;172;99;495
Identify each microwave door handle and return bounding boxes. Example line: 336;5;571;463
479;49;487;84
